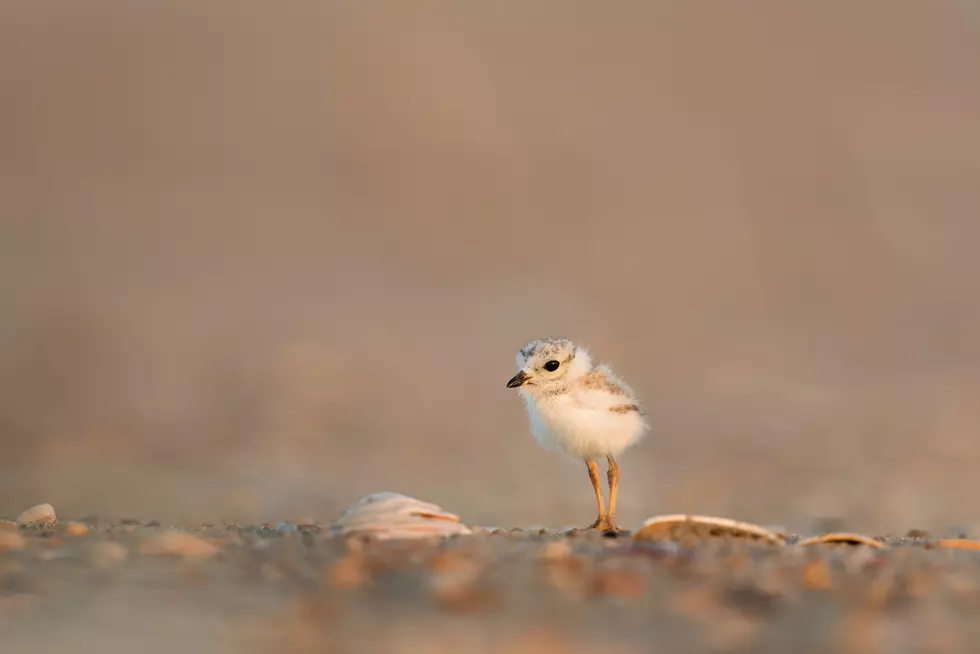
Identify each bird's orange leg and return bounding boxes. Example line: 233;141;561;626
606;455;622;532
585;459;610;530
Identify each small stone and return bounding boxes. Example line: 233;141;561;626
275;522;299;534
0;530;26;553
140;531;220;558
64;522;90;536
144;520;161;527
473;526;501;533
16;503;57;526
905;528;931;539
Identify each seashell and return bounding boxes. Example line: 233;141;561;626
16;503;57;526
798;533;887;548
929;538;980;551
330;492;471;540
632;514;786;546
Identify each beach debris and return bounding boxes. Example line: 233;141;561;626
632;514;787;546
929;538;980;551
330;492;472;540
16;503;57;526
799;533;887;549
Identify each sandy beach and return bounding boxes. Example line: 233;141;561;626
4;508;980;654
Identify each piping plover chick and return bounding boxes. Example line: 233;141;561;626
506;338;648;532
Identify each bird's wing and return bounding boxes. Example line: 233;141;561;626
576;366;643;414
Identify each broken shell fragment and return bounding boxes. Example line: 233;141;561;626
930;538;980;551
799;533;887;549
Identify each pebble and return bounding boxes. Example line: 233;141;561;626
64;522;90;536
16;503;57;526
275;522;299;534
0;530;26;552
139;531;220;558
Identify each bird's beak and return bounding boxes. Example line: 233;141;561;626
506;370;531;388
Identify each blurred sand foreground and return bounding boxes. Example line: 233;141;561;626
5;499;980;654
3;2;980;635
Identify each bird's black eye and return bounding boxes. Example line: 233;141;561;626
543;360;560;372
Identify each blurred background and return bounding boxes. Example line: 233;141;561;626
2;0;980;534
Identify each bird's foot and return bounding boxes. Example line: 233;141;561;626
588;515;623;534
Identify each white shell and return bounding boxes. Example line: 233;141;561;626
16;503;57;526
330;492;472;540
632;513;786;546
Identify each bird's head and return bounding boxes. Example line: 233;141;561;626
506;338;592;395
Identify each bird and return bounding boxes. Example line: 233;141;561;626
506;338;648;532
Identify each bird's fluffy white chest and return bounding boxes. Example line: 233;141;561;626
523;391;646;460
